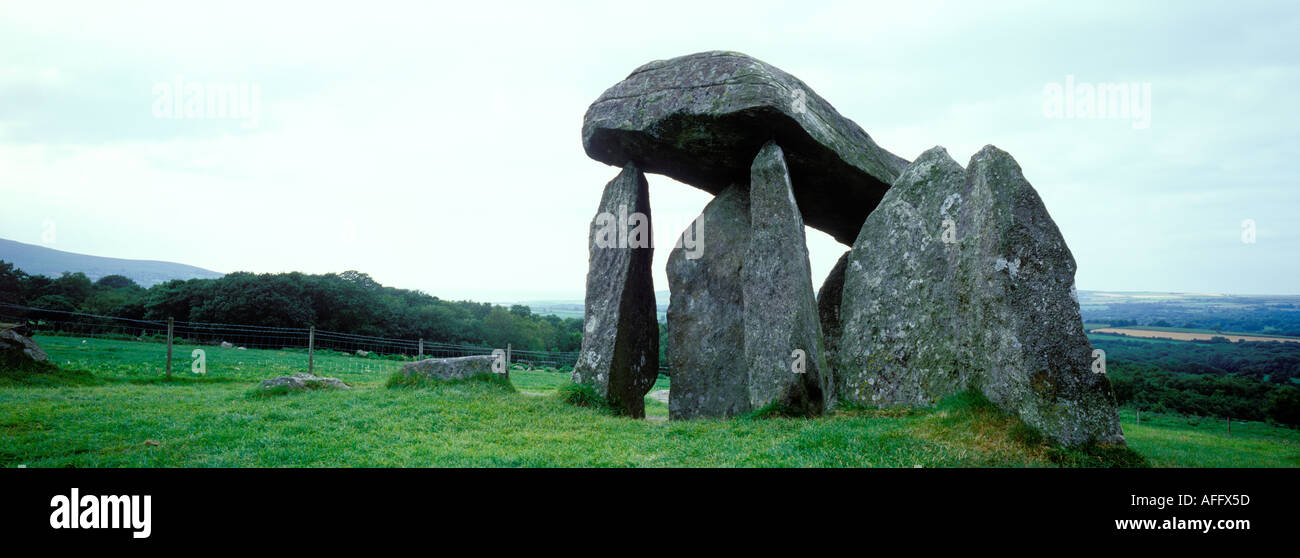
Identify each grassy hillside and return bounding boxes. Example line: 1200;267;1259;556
1;336;1294;467
1119;408;1300;467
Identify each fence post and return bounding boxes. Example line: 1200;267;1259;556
308;325;315;375
165;317;174;379
506;343;511;369
418;338;423;360
1226;417;1231;436
1136;408;1140;426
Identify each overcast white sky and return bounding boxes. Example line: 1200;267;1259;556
2;0;1297;302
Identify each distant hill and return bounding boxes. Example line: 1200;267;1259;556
517;289;1300;330
0;238;224;287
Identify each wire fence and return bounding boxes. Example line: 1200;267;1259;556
0;302;581;378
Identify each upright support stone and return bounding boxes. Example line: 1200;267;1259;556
836;148;971;407
836;145;1124;446
816;250;850;411
742;141;829;415
667;184;751;419
964;146;1122;446
573;162;659;417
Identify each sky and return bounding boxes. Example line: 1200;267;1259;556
1;0;1297;302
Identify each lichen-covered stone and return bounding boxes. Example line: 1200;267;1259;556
401;355;500;380
835;145;1123;446
667;184;751;419
836;148;972;408
572;162;659;418
816;251;850;410
0;326;49;364
742;141;829;415
964;146;1123;446
258;373;350;391
582;51;908;244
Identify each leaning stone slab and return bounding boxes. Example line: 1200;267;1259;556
258;373;350;392
572;162;659;418
401;355;500;380
582;51;908;244
667;184;751;419
742;141;829;415
835;145;1123;446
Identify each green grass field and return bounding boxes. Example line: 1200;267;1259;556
1;336;1296;467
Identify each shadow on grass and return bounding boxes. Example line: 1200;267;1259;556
915;390;1148;468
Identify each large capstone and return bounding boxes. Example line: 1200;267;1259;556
742;141;829;415
572;162;660;418
835;145;1124;446
666;184;751;419
582;51;908;244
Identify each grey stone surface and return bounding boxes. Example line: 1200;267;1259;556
258;373;350;391
835;145;1123;446
965;146;1123;446
572;162;660;418
816;250;850;410
401;355;500;380
0;326;49;363
836;147;972;408
582;51;908;244
667;184;751;419
742;141;829;415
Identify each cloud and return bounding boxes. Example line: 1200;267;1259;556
2;0;1297;299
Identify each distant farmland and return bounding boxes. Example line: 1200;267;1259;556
1090;327;1300;344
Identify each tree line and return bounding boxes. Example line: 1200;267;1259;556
0;261;583;353
1108;361;1300;427
1093;336;1300;427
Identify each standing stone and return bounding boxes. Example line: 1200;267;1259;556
667;184;751;419
836;148;972;407
742;141;829;415
816;251;850;410
572;162;659;418
836;145;1123;446
965;146;1122;446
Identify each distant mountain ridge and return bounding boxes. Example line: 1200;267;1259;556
0;238;224;287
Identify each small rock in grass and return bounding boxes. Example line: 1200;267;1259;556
0;326;50;363
258;373;351;392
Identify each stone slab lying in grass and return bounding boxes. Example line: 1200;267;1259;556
401;355;503;380
258;373;350;392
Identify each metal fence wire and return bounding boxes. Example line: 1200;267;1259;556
0;302;581;375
